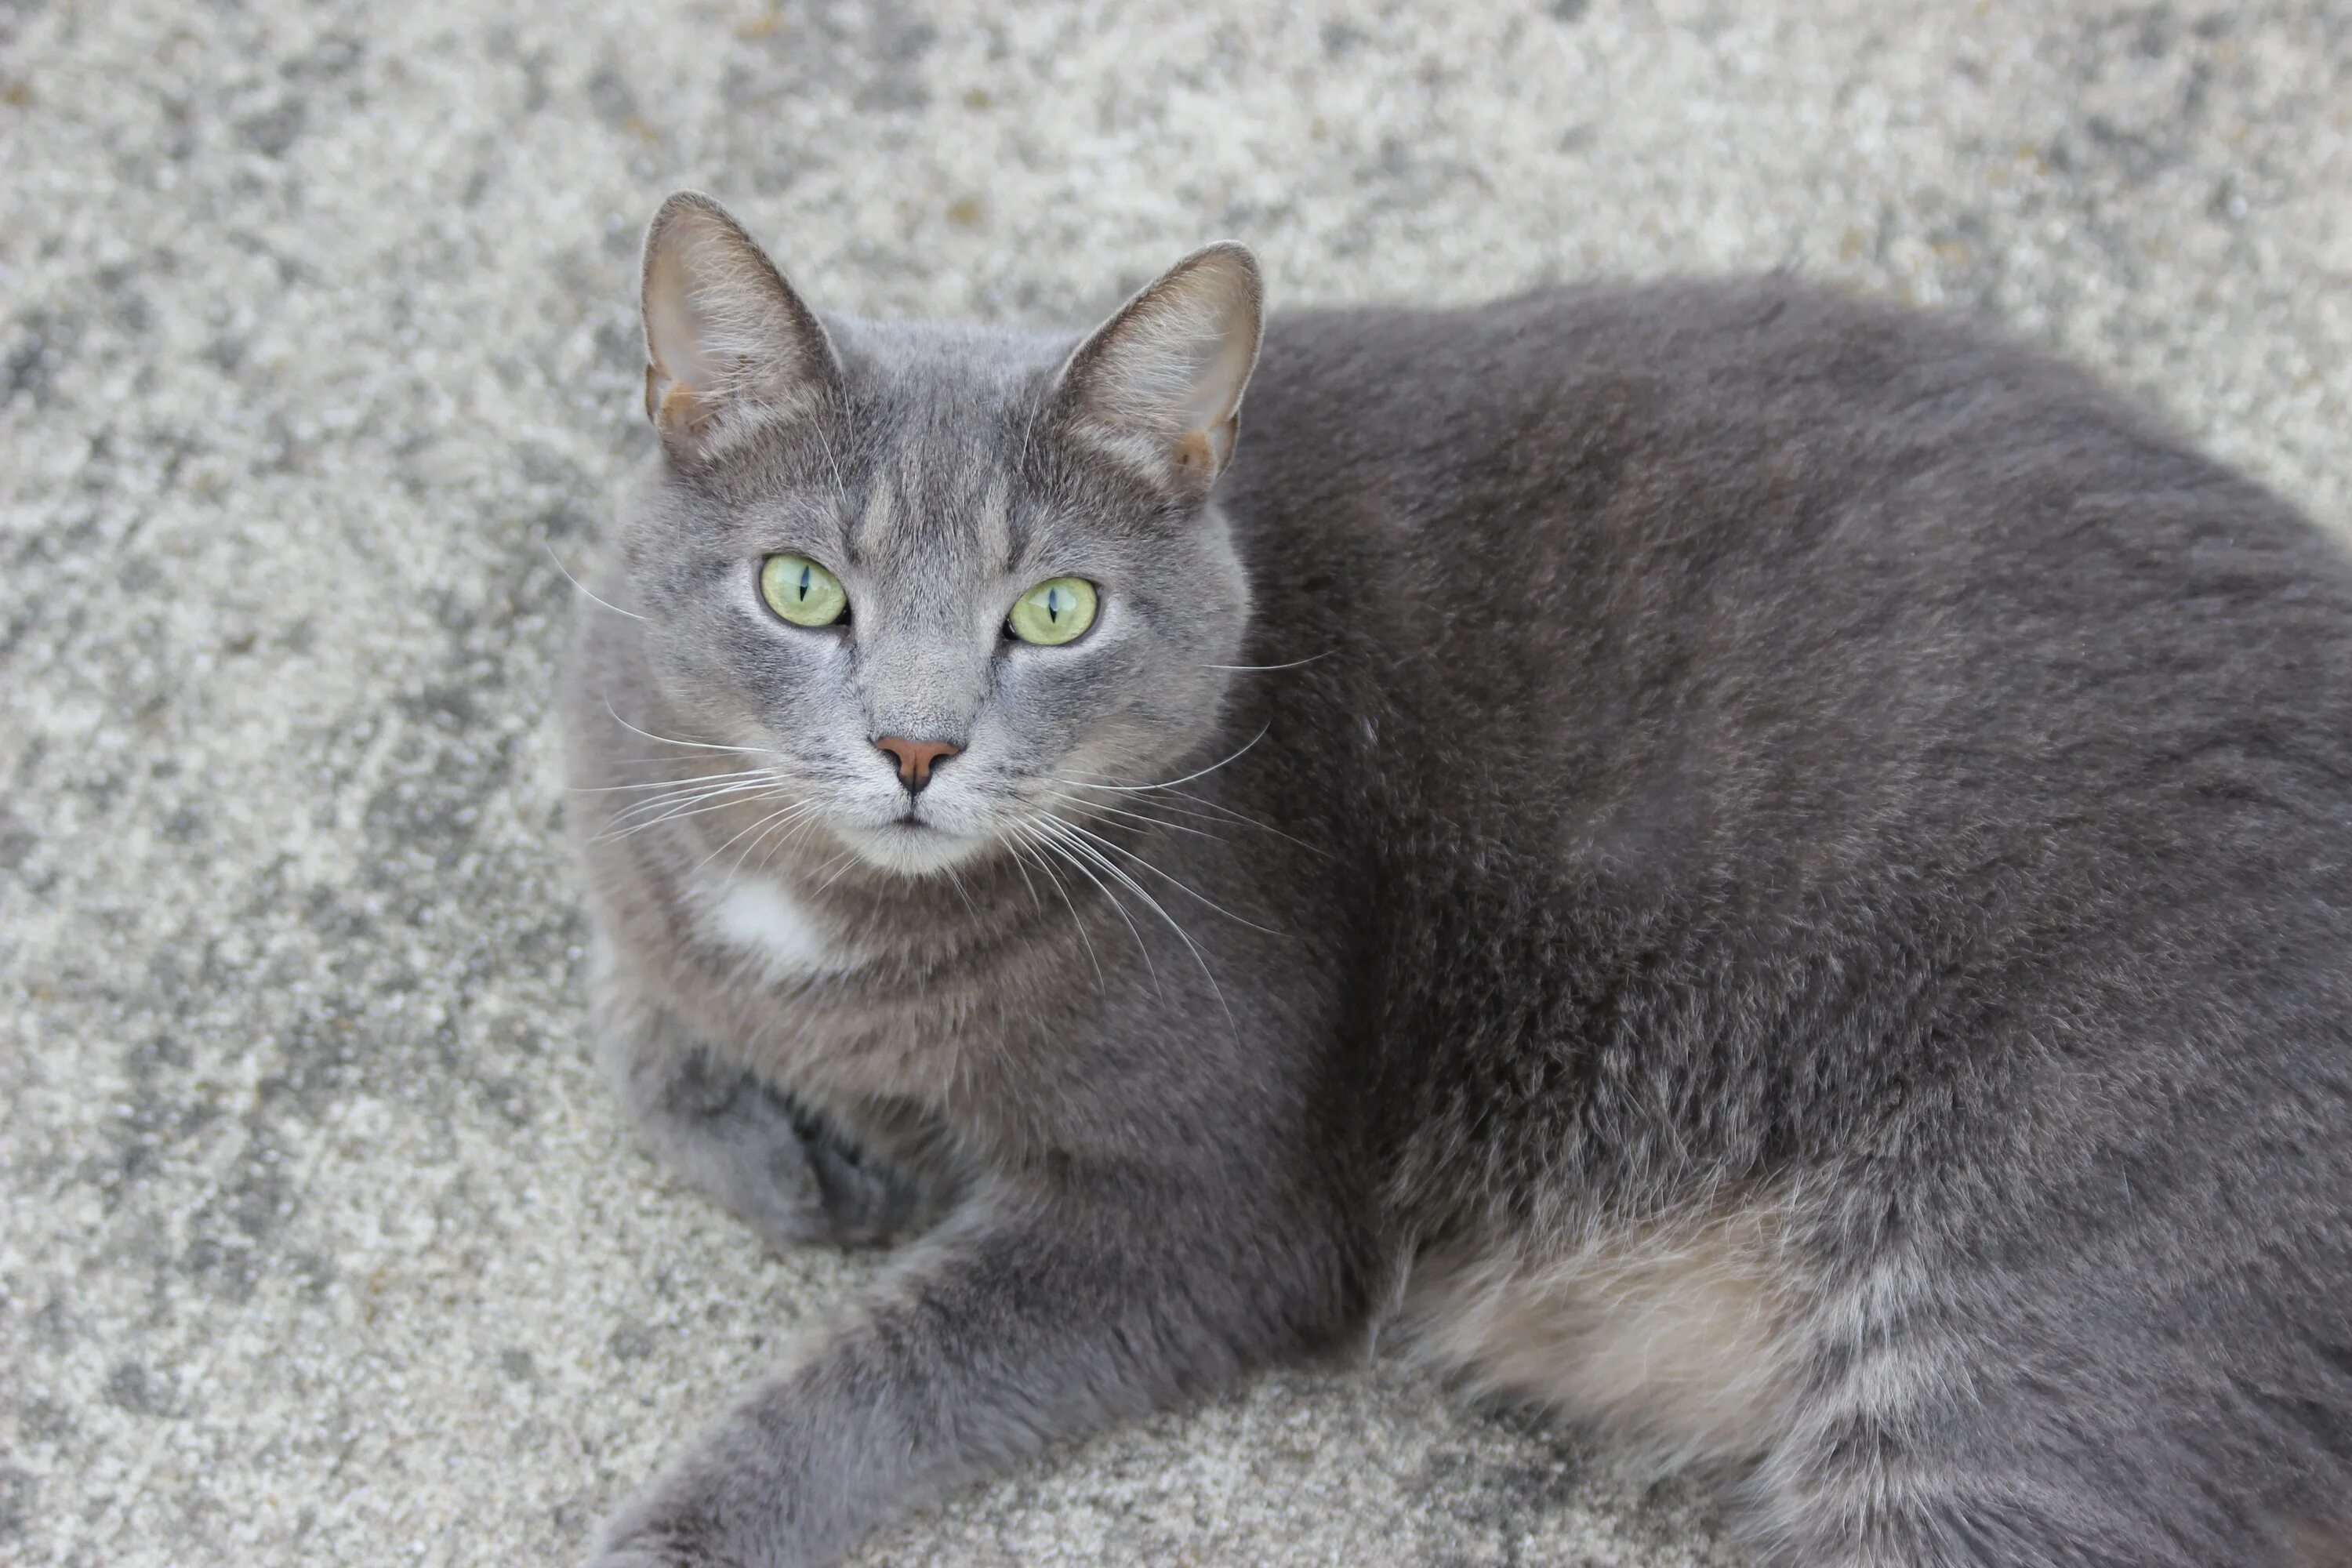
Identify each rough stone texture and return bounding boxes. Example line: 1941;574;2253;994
2;1;2347;1563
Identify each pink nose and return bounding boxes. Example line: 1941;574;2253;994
873;736;960;791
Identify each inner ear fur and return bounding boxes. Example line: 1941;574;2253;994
639;191;841;463
1053;241;1265;496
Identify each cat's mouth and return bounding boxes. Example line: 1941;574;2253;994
837;811;990;877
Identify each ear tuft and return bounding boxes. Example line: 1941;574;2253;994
1054;242;1264;496
641;191;840;463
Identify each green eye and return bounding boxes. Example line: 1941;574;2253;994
1007;577;1098;646
759;554;848;627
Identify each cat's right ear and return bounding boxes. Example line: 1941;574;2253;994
1050;242;1264;499
640;191;841;464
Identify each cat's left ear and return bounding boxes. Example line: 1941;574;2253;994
641;191;842;464
1051;242;1263;498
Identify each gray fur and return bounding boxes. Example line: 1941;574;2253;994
564;191;2352;1567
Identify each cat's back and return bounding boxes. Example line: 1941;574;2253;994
1236;274;2352;608
1225;277;2352;884
1221;272;2352;1189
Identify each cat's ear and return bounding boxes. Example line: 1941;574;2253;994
640;191;841;463
1052;242;1263;498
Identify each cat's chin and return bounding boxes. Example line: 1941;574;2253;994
837;819;994;879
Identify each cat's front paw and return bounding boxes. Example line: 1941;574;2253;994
587;1472;804;1568
683;1069;921;1250
630;1043;924;1252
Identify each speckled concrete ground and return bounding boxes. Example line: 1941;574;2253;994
2;2;2347;1564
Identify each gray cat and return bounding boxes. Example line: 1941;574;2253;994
562;191;2352;1567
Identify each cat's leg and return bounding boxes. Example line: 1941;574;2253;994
585;1186;1343;1568
1746;1394;2111;1568
1748;1396;2227;1568
1744;1252;2313;1568
591;942;926;1249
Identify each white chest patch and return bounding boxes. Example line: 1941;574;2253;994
700;875;845;980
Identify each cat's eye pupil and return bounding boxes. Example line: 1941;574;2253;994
760;553;848;628
1007;576;1098;646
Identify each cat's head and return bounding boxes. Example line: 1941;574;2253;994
612;191;1260;878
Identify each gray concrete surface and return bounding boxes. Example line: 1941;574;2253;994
3;1;2348;1563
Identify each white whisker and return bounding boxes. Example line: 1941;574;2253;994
813;840;869;893
689;797;815;880
1025;815;1160;996
1007;825;1105;993
568;766;779;796
1049;815;1280;935
546;543;647;621
1048;769;1324;858
733;800;823;884
1002;834;1046;913
604;768;782;804
946;866;980;918
598;782;793;842
753;808;827;881
601;769;785;815
1051;724;1269;793
1036;814;1234;1039
1201;651;1331;672
724;801;824;884
597;772;789;833
601;694;771;755
1046;789;1224;842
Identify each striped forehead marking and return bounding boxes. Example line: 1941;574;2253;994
848;445;1021;570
